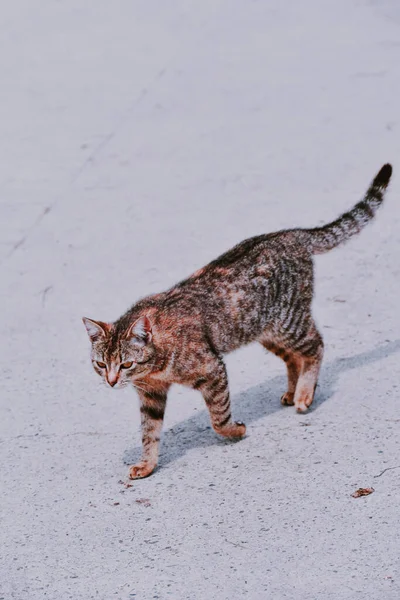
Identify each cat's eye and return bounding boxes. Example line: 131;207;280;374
120;361;134;369
96;361;106;368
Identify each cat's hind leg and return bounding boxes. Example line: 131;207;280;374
280;357;301;406
291;322;324;413
260;340;301;406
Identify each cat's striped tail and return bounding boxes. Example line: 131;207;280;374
303;163;392;255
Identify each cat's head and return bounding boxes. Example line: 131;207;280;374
82;315;155;388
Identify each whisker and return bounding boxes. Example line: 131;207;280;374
133;381;159;400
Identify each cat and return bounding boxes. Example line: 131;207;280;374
83;163;392;479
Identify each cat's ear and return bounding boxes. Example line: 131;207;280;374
126;316;152;344
82;317;110;342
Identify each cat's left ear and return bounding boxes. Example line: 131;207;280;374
82;317;110;342
126;316;152;344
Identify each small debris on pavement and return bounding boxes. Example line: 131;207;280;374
118;480;133;488
351;487;374;498
135;498;151;507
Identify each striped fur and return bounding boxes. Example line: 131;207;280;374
300;163;392;254
83;164;392;479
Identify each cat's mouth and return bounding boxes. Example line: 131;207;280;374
106;377;128;390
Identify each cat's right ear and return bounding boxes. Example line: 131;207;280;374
82;317;109;342
126;316;152;344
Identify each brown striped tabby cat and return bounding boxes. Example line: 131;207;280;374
83;164;392;479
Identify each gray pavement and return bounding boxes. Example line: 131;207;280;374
1;1;400;598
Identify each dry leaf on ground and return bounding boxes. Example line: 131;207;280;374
351;487;375;498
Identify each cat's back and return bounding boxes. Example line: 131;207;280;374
122;229;312;330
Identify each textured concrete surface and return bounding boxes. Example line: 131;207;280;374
1;1;400;599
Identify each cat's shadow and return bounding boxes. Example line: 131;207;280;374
123;340;400;470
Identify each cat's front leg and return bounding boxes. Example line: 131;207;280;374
129;385;169;479
194;358;246;439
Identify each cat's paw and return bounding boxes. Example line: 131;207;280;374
231;421;246;438
128;461;156;480
295;398;312;413
215;421;246;439
281;392;295;406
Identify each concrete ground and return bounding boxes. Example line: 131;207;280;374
1;1;400;598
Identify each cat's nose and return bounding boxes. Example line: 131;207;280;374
107;364;120;388
107;372;119;387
